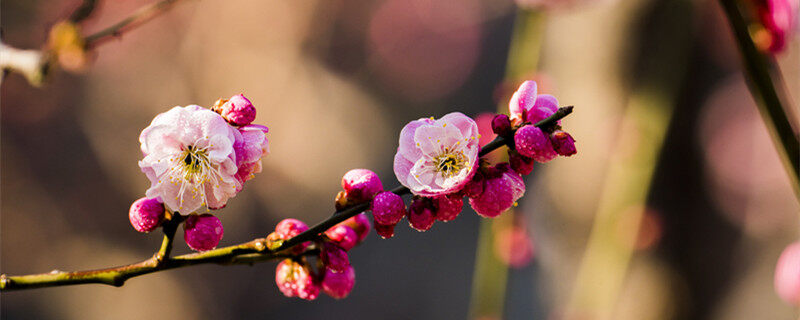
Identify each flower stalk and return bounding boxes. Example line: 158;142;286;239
0;107;573;292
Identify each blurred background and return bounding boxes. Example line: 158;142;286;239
1;0;799;319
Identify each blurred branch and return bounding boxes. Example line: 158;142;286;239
0;0;190;86
719;0;800;198
84;0;188;48
0;108;574;291
469;8;546;320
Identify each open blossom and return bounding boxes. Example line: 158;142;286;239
233;124;269;188
394;112;480;196
139;105;241;213
509;80;560;125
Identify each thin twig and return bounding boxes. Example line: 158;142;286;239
0;107;573;291
719;0;800;197
84;0;190;48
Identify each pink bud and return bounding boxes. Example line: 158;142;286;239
322;265;356;299
275;259;320;300
371;191;407;225
274;218;310;254
550;130;576;156
468;164;525;218
338;213;371;243
408;198;435;231
217;94;256;126
275;218;309;239
183;214;224;251
129;197;165;233
491;114;512;136
433;194;463;222
321;243;351;273
775;241;800;305
342;169;384;203
514;125;557;162
375;222;396;239
325;225;358;251
463;173;485;198
508;150;535;175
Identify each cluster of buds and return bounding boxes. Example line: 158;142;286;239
270;214;369;300
129;94;269;251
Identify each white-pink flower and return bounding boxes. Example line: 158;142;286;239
509;80;560;125
233;124;269;188
394;112;480;196
139;105;241;213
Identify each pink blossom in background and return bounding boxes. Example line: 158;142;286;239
494;225;534;268
775;241;800;305
139;105;241;213
757;0;799;53
394;112;480;196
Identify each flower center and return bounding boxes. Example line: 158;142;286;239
163;144;223;211
433;148;468;178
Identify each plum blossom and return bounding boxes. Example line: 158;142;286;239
139;105;241;213
233;124;269;188
757;0;799;53
394;112;480;196
509;80;560;125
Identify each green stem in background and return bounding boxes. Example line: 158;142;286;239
0;108;573;292
718;0;800;198
469;8;546;320
565;0;692;318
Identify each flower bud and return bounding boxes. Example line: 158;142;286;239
463;173;485;198
321;242;351;273
514;125;557;162
371;191;407;225
129;197;165;233
341;169;383;203
491;114;512;136
375;222;396;239
183;214;224;251
212;94;256;126
275;259;320;300
433;194;463;222
325;225;358;251
408;198;435;231
468;164;525;218
508;150;535;175
322;265;356;299
338;213;371;243
550;130;577;156
775;241;800;305
274;218;310;254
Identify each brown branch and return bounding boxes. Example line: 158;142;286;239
0;107;574;291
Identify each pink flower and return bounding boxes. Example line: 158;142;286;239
508;81;560;125
337;213;372;243
371;191;407;225
433;194;463;222
468;164;526;218
758;0;799;53
342;169;384;203
321;242;351;273
129;197;165;233
375;222;396;239
325;225;358;251
233;124;269;188
183;214;224;251
275;259;320;300
394;112;480;196
408;197;435;231
139;105;240;213
322;265;356;299
514;125;557;162
213;94;257;126
775;241;800;305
